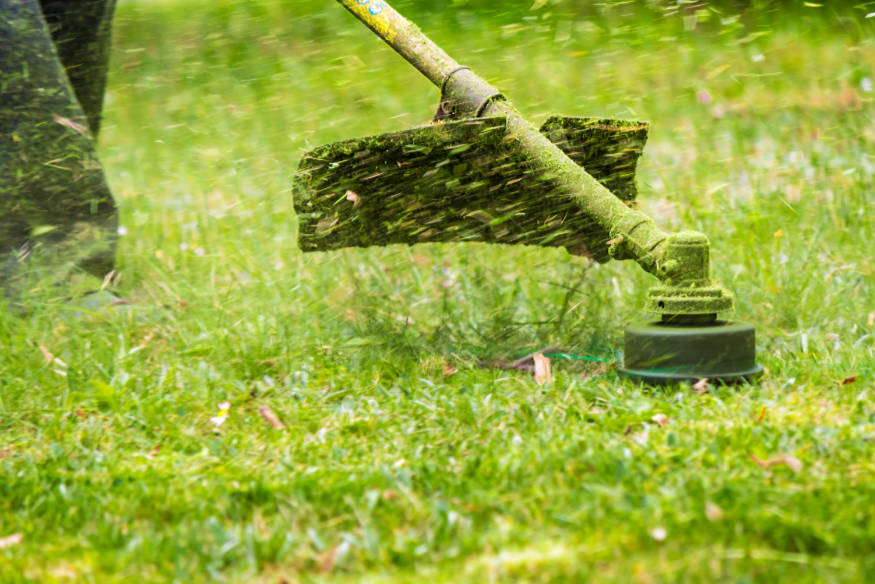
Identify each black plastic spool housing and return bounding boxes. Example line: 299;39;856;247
619;321;763;385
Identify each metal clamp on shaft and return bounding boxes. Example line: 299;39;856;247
437;66;503;120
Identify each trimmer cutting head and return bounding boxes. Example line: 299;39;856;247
302;0;764;386
619;319;762;385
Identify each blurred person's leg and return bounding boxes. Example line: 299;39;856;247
1;0;118;301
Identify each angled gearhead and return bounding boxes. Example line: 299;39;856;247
620;232;762;384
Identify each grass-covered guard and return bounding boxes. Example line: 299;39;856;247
1;0;874;581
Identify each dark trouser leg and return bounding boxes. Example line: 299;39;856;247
0;0;118;297
39;0;118;137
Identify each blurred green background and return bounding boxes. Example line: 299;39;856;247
1;1;873;582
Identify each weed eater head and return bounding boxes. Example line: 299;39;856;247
297;1;763;386
618;233;763;385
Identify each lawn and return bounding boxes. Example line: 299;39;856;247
1;0;874;581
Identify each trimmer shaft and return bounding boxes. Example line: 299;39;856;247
619;321;763;384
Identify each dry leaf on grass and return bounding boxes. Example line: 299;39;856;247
651;413;669;427
0;533;23;549
705;502;724;521
318;544;339;573
258;406;285;430
533;353;552;385
692;378;709;394
478;346;558;373
38;345;54;364
840;375;857;385
750;454;803;472
50;564;78;579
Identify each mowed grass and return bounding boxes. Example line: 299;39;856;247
1;0;874;581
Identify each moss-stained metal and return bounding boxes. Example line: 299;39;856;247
337;0;458;85
645;284;733;316
294;116;648;260
539;116;646;203
327;0;737;319
0;0;118;297
643;232;733;315
654;231;711;286
477;98;670;277
437;67;503;119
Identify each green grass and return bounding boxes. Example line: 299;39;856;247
2;0;874;581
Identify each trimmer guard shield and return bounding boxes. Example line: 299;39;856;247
294;116;648;261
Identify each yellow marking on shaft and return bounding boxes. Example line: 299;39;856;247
344;1;397;43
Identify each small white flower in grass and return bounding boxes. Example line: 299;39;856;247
210;401;231;427
117;225;128;236
194;247;205;256
861;77;873;93
649;527;667;541
751;53;765;63
180;242;189;251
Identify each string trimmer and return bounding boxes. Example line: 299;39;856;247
293;0;762;384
